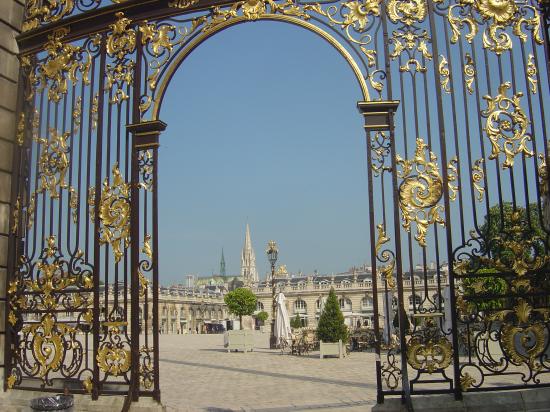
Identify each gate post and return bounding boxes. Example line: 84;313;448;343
357;100;399;404
127;120;166;402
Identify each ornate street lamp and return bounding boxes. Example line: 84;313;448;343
266;240;278;349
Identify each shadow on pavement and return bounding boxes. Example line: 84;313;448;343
159;358;375;389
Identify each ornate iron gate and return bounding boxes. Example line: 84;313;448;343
4;0;550;406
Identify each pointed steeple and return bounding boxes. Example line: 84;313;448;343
241;223;258;285
220;248;226;277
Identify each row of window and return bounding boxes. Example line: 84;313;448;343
256;296;374;313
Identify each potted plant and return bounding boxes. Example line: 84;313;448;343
316;288;348;358
224;288;257;352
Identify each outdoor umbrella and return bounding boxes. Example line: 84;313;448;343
275;292;292;346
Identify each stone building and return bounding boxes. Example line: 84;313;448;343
253;264;449;333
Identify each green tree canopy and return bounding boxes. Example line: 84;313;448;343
255;311;268;323
479;202;545;262
224;288;257;330
316;288;348;343
290;314;302;329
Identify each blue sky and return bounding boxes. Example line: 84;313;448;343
158;21;370;283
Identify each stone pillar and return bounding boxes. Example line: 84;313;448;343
0;0;24;389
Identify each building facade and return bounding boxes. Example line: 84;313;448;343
253;265;448;334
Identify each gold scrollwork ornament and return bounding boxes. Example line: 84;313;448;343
90;163;131;263
448;0;543;55
31;28;91;102
482;82;533;169
396;138;445;247
375;224;396;288
36;128;71;199
387;0;427;25
97;321;131;376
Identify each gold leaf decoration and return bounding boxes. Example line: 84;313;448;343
448;0;543;55
23;0;76;32
90;163;131;263
527;54;537;94
439;55;451;94
6;374;16;389
463;53;475;95
69;186;79;223
27;193;36;230
472;158;485;202
482;82;533;169
375;223;395;288
106;13;136;59
169;0;199;9
97;321;131;376
447;157;459;201
387;0;427;25
30;28;91;102
83;376;93;394
406;317;452;373
139;234;152;297
396;138;445;247
12;196;20;234
460;372;476;391
36;128;71;199
16;113;25;146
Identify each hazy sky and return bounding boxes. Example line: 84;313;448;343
158;21;371;284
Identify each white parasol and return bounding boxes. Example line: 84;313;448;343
275;292;292;346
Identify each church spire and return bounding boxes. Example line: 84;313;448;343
220;248;226;277
241;223;259;285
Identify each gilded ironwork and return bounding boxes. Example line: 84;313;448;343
396;138;445;247
139;346;154;389
406;316;453;373
139;234;152;297
6;374;16;389
105;13;137;104
97;320;131;376
460;372;476;391
439;55;451;94
482;82;533;169
448;0;544;55
36;128;71;199
27;193;36;230
29;28;91;102
89;163;131;263
527;54;538;94
16;113;25;146
447;157;458;202
490;299;549;370
472;158;485;202
387;0;427;25
69;186;79;223
169;0;199;9
138;150;154;191
23;0;76;32
463;53;475;95
23;236;93;310
375;223;395;288
20;314;79;383
12;196;20;234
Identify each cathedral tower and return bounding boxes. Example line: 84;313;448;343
220;248;226;277
241;224;259;285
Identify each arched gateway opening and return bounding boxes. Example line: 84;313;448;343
5;0;550;409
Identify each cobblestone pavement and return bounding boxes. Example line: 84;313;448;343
159;332;378;412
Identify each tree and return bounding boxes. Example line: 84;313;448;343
316;288;348;343
224;288;257;330
479;202;545;262
290;314;302;329
255;311;268;324
463;203;547;309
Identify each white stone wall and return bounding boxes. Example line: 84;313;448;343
0;0;23;389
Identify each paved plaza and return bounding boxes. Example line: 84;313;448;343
158;332;378;412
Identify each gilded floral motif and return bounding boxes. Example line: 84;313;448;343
23;0;77;32
36;128;71;199
448;0;543;55
89;164;131;263
375;224;395;288
97;320;131;376
387;0;427;25
396;138;445;247
30;28;91;102
482;82;533;169
527;54;537;94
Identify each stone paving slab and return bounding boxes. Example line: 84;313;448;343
159;333;377;411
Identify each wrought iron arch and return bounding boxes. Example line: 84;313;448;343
4;0;550;409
